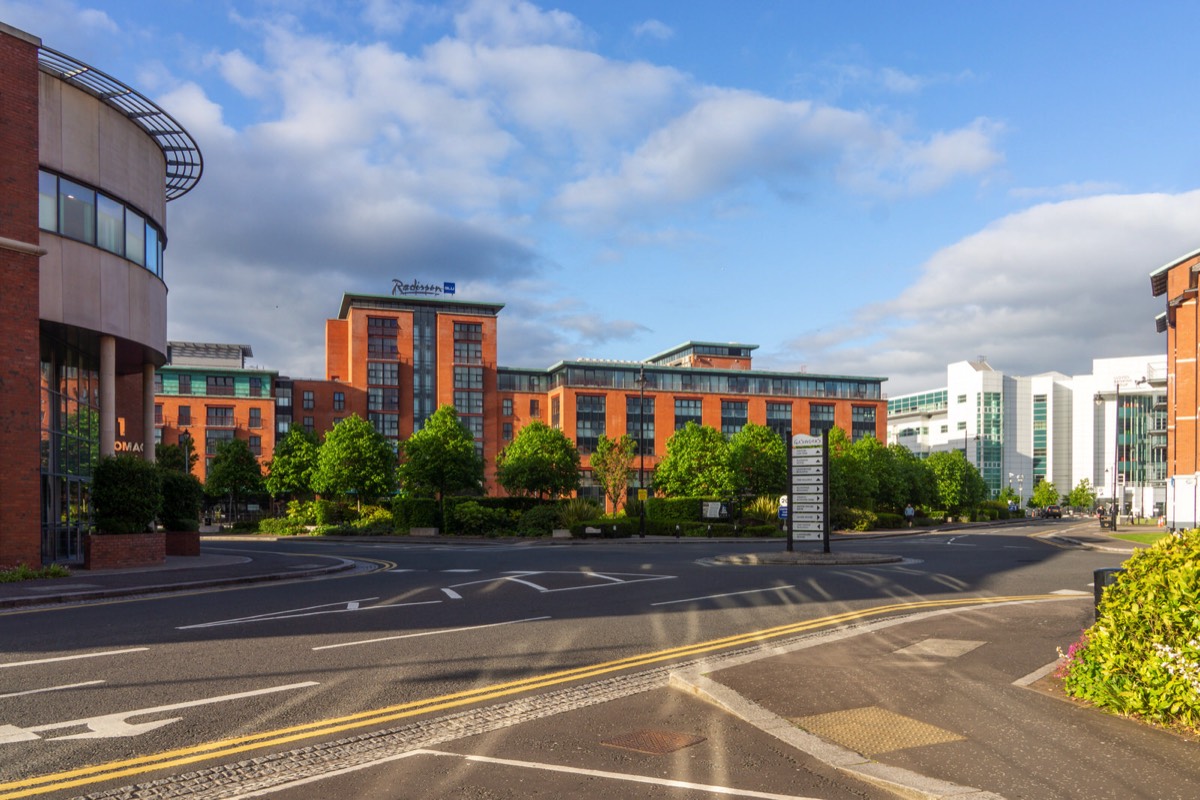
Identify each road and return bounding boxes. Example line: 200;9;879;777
0;521;1126;798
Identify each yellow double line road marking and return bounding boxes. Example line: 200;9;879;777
0;593;1064;798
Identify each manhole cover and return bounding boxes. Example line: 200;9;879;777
600;729;706;755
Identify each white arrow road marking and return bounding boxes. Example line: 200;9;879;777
0;682;318;743
312;616;551;651
447;571;675;594
0;680;104;700
0;648;148;669
178;599;384;629
441;588;463;599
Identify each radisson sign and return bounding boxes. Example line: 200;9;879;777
391;279;456;297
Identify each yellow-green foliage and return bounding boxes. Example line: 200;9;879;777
1060;530;1200;732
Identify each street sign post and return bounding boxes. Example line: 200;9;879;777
787;429;830;553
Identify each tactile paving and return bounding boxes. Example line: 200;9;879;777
793;706;964;755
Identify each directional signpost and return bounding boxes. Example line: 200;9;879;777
787;430;830;553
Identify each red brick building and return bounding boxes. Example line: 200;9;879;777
1150;248;1200;528
0;23;202;566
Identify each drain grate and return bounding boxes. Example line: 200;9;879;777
601;729;706;755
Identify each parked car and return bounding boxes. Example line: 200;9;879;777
1045;504;1062;518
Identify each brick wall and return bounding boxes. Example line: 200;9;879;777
0;29;43;567
84;533;166;570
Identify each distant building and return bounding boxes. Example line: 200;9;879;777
155;343;277;482
888;357;1167;514
0;23;201;566
1149;248;1200;528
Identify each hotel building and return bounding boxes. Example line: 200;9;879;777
160;292;888;505
0;23;201;566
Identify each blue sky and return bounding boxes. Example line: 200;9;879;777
9;0;1200;393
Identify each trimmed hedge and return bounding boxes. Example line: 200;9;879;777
258;517;307;535
159;469;204;530
646;497;721;521
92;455;162;534
392;497;440;530
1060;530;1200;733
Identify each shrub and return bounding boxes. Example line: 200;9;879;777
569;518;634;538
1;563;71;582
744;496;780;523
518;504;562;536
1060;530;1200;733
259;517;307;535
159;469;204;530
231;520;258;531
286;500;319;525
313;499;350;526
559;497;603;528
831;507;876;532
646;497;711;521
92;455;162;534
349;505;395;534
392;497;441;530
874;512;904;530
449;501;511;536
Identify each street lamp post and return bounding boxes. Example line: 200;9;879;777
637;364;647;539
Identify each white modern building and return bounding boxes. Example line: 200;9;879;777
888;356;1167;515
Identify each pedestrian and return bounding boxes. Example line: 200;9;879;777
904;503;915;528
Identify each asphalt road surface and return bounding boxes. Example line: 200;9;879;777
0;521;1126;798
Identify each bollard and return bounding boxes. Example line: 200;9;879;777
1093;567;1125;620
675;524;680;539
706;524;712;538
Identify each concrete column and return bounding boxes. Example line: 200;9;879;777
100;336;116;458
143;363;156;463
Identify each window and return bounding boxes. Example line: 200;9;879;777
302;391;315;410
502;398;513;416
957;394;968;404
178;405;191;426
249;436;261;456
453;322;483;341
454;342;483;364
454;367;484;389
333;391;345;411
531;398;541;418
369;413;399;437
249;408;262;429
59;178;96;243
249;377;264;397
766;402;791;441
462;415;484;438
626;396;654;456
809;404;835;436
38;171;57;230
125;209;145;266
96;194;124;255
178;374;192;395
369;387;400;411
154;373;164;393
206;428;234;455
575;395;606;454
851;406;876;442
154;404;163;425
206;406;234;427
503;422;513;441
550;397;559;427
367;316;399;357
940;424;948;434
721;400;748;436
207;375;235;396
675;398;702;430
454;391;484;414
303;416;315;433
957;421;967;430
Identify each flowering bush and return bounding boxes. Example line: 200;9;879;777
1060;530;1200;732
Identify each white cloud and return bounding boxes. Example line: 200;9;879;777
771;191;1200;394
632;19;674;41
452;0;586;47
555;92;1002;224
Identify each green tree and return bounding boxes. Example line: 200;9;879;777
314;414;397;509
205;438;264;514
889;443;934;510
728;422;787;498
495;421;580;499
1067;478;1097;510
655;423;735;497
1031;480;1059;508
265;427;320;499
397;405;483;522
828;427;877;512
925;450;987;516
590;434;637;513
156;438;198;475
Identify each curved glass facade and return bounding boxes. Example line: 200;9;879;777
38;169;166;278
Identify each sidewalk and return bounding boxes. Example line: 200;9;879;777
675;596;1200;799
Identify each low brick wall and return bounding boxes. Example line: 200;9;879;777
84;533;165;570
164;530;201;557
